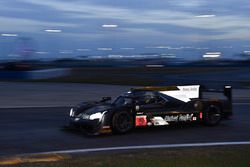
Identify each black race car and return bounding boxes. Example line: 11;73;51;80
67;85;232;135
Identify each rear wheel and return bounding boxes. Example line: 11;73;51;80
112;111;134;134
204;105;222;126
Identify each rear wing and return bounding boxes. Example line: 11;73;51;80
199;85;232;102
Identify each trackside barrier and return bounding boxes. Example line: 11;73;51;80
0;68;70;79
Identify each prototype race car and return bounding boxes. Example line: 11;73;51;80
67;85;232;135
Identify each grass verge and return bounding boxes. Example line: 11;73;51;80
4;145;250;167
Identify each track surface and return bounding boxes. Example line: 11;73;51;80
0;104;250;157
0;82;130;107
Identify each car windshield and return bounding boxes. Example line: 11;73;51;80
112;96;133;106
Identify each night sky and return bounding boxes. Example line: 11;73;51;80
1;0;250;60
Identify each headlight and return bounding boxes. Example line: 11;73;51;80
89;112;103;120
69;108;74;117
89;111;107;120
72;111;89;119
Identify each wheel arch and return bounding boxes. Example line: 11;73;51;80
111;109;135;134
203;101;223;126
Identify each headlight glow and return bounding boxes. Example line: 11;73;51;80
69;108;74;117
89;112;103;120
89;111;107;120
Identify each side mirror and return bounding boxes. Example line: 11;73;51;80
135;100;140;111
101;96;111;102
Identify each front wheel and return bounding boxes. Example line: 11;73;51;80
112;111;134;134
204;105;222;126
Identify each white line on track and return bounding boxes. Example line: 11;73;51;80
27;141;250;156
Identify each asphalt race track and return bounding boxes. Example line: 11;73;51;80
0;82;249;157
0;103;250;157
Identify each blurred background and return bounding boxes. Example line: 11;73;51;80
0;0;250;88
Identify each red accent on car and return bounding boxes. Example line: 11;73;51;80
200;112;203;119
135;116;147;126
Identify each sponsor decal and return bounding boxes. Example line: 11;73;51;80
151;117;169;126
160;85;200;102
177;85;200;99
165;115;179;122
147;122;153;126
135;115;147;126
164;114;194;122
179;114;193;121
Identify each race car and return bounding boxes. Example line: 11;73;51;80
67;85;232;135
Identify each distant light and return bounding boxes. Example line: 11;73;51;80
196;47;209;50
45;29;62;33
203;54;220;58
195;14;216;18
145;46;183;50
155;46;170;49
60;50;73;54
243;51;250;54
168;47;182;50
36;52;49;54
203;52;221;58
108;55;123;58
160;53;175;56
180;46;194;49
1;33;18;37
97;48;112;51
120;48;135;50
146;46;169;49
160;54;176;58
77;49;90;51
7;54;19;57
102;24;118;28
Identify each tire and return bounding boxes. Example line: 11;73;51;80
112;111;134;134
204;105;222;126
